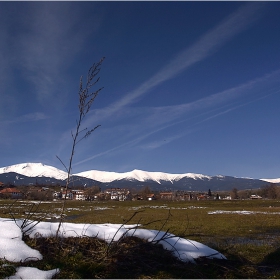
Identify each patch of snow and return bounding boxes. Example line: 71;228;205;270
208;210;280;215
0;217;226;279
6;267;59;279
0;219;42;262
129;205;207;211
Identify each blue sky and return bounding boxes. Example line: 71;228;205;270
1;2;280;179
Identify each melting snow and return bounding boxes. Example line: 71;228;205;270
6;267;59;280
0;217;226;279
208;210;280;215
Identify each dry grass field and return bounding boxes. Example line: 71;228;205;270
1;198;280;278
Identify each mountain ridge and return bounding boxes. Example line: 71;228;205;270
0;163;68;180
0;162;278;191
75;169;213;184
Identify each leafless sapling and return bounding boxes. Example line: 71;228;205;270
56;57;105;238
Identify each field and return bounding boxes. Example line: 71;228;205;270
1;198;280;278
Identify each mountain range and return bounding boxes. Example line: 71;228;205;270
0;163;278;192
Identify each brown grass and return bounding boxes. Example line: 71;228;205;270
2;199;280;278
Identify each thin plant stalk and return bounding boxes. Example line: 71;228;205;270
56;57;105;238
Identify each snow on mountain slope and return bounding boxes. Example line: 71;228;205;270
75;169;212;184
1;162;276;185
0;163;211;184
260;178;280;184
0;163;68;180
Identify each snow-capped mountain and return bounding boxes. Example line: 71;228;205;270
0;163;68;180
0;162;275;191
75;169;212;184
0;163;101;187
260;178;280;184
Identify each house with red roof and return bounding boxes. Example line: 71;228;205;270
0;187;23;199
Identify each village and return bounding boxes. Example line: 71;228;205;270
0;182;264;201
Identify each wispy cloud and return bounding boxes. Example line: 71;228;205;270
0;112;49;125
66;2;267;168
60;2;265;161
85;2;264;126
160;69;280;119
1;3;101;106
100;69;280;144
139;133;187;150
191;89;280;126
17;3;94;103
74;69;280;166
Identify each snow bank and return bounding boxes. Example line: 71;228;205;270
6;267;59;279
0;217;226;279
0;219;42;262
27;221;226;262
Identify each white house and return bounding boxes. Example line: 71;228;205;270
72;190;86;201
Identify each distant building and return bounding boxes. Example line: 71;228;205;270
105;188;131;201
71;190;86;201
250;194;262;199
146;194;156;201
0;188;23;199
159;192;174;200
61;191;73;200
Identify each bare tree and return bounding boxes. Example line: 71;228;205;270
84;185;101;200
230;187;239;200
260;183;279;199
56;57;105;237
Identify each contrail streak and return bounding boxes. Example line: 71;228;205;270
74;74;280;166
90;2;264;123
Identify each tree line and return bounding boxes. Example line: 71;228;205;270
230;183;280;199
